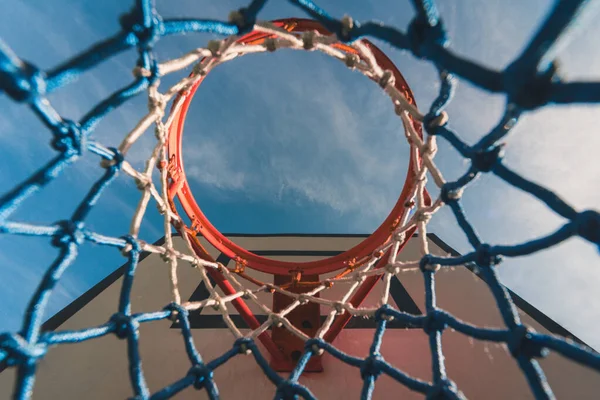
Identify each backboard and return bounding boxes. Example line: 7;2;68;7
1;233;597;399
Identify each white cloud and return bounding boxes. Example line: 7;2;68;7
184;141;247;190
177;49;411;231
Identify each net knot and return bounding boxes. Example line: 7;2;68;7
420;255;441;272
207;40;223;58
1;59;47;102
471;144;504;172
297;294;310;305
415;209;432;224
305;338;325;356
154;125;166;142
160;247;177;263
394;230;407;242
302;31;316;50
264;38;278;52
575;210;600;247
426;379;460;399
188;363;214;390
120;235;142;257
345;53;360;69
270;314;284;328
407;16;448;58
149;91;166;115
338;15;356;42
156;202;168;215
120;7;164;50
373;249;385;258
228;8;256;35
276;380;305;400
333;301;345;315
422;138;438;156
360;353;384;380
424;111;449;131
99;147;124;171
134;176;151;191
504;61;558;109
164;302;187;322
385;263;400;275
352;273;365;284
242;289;253;300
375;304;394;321
110;312;138;339
378;70;395;89
507;325;547;359
423;310;446;334
0;333;47;366
132;66;153;79
234;337;254;355
440;183;463;204
475;244;501;267
52;220;84;248
51;120;84;156
211;299;222;311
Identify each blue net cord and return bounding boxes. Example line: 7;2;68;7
1;0;600;399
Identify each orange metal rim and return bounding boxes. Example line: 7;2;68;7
166;18;427;275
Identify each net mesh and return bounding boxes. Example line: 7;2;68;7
1;1;600;399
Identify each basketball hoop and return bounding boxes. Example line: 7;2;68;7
166;19;430;276
163;18;431;371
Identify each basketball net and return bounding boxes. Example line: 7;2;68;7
1;3;600;399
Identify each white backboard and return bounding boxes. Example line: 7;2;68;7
1;234;597;399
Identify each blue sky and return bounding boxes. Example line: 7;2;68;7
1;0;600;350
